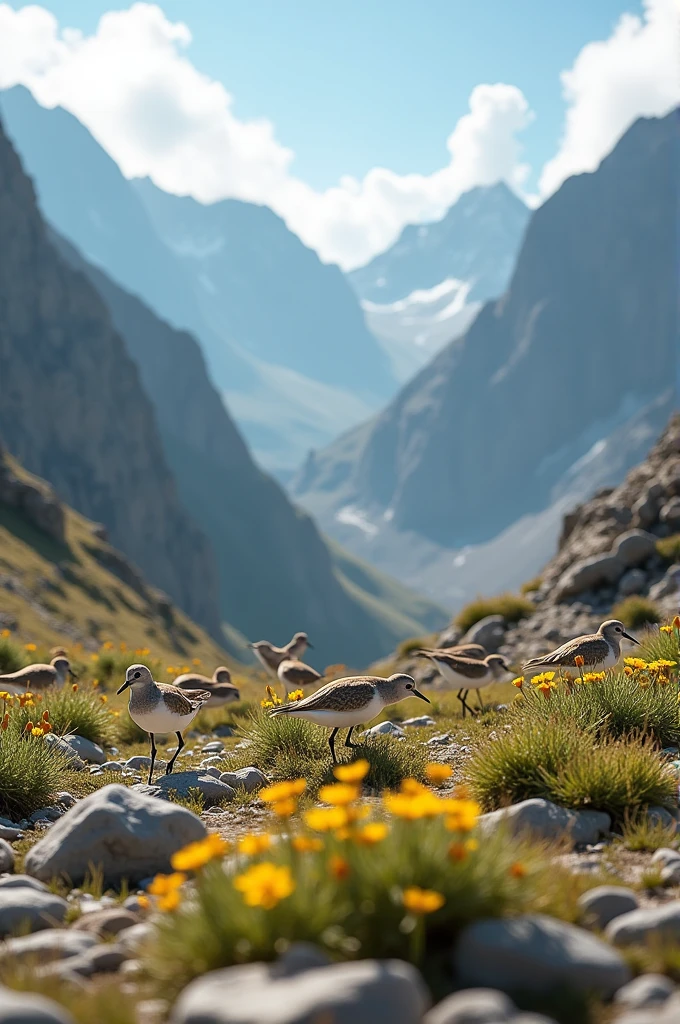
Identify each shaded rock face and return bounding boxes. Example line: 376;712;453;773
0;115;221;638
293;110;677;559
0;444;64;542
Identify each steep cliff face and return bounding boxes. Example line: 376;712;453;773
293;111;678;602
0;115;222;639
52;233;448;668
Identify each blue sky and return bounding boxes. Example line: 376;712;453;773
5;0;644;193
2;0;674;269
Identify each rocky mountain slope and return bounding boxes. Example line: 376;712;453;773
350;184;530;380
0;444;230;663
0;114;222;641
51;233;448;669
0;86;393;471
293;111;678;607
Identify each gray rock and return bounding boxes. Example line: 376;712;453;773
423;988;516;1023
0;875;49;892
171;958;429;1024
40;943;128;979
606;902;680;946
362;721;405;738
0;887;68;937
44;734;85;770
0;839;14;874
647;807;678;831
203;767;221;779
463;615;506;653
202;741;224;754
614;974;676;1009
0;985;75;1023
650;848;680;868
453;914;630;996
0;929;96;963
555;555;623;599
214;725;235;737
29;807;62;824
133;771;236;803
24;784;206;885
578;886;639;929
614;530;657;568
478;799;610;847
117;921;154;954
0;826;22;842
63;734;106;765
275;943;331;975
71;907;139;938
616;991;680;1024
218;767;268;794
633;491;661;529
619;568;647;596
199;757;223;769
649;568;680;600
661;862;680;886
125;755;155;770
100;761;123;772
402;716;437;728
660;498;680;531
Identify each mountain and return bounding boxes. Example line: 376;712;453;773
51;232;448;668
349;184;531;380
0;86;393;471
0;444;230;666
292;112;678;607
0;111;224;641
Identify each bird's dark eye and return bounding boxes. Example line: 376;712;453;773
134;671;141;679
406;683;412;689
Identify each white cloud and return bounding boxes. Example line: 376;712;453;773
0;3;532;269
540;0;680;197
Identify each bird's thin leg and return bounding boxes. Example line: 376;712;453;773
166;731;184;775
328;727;339;764
476;691;485;713
457;688;467;719
461;690;476;716
147;733;156;786
344;726;356;748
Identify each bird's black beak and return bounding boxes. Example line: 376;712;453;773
116;680;131;695
623;631;640;645
412;688;430;703
68;669;79;681
306;641;314;649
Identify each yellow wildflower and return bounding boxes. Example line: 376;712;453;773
0;692;12;703
304;806;349;832
271;798;297;818
582;671;606;684
328;854;350;880
660;625;673;634
624;666;634;677
674;615;680;630
30;727;44;737
233;862;294;909
265;685;282;706
166;667;176;675
102;641;114;651
291;835;323;853
260;779;306;803
531;671;556;685
192;658;201;666
442;797;481;832
383;791;441;819
171;834;229;871
99;694;108;704
119;642;127;653
624;658;647;670
238;833;272;856
287;689;304;702
400;778;430;796
448;837;479;861
157;890;181;912
71;683;78;693
402;887;445;914
354;822;389;845
24;643;36;652
512;676;524;688
425;762;452;785
260;700;275;710
137;894;150;910
648;660;677;671
574;655;585;668
0;629;9;638
147;872;187;896
334;759;370;783
536;680;557;699
318;782;360;806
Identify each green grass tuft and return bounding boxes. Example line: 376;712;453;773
455;593;535;633
14;686;116;747
619;809;678;851
611;595;661;630
520;576;543;595
657;534;680;563
0;636;26;674
0;713;69;819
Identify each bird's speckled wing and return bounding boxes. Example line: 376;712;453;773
275;677;378;713
426;654;489;679
280;664;321;687
525;635;609;668
159;684;211;714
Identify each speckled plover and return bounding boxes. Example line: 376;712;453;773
523;619;639;678
416;650;513;716
249;632;312;675
0;656;76;695
173;666;240;708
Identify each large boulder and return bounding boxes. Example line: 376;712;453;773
62;735;106;765
132;771;236;803
171;957;429;1024
478;799;610;847
605;903;680;947
613;530;657;568
0;839;14;874
24;784;206;885
578;887;639;930
462;616;506;654
453;914;630;997
0;888;68;938
555;555;623;600
0;985;74;1023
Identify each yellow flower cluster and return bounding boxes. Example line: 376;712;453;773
402;886;445;914
260;684;283;710
171;833;230;872
260;778;306;818
147;871;186;912
233;862;295;909
383;778;480;830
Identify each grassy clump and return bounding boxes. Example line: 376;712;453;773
455;593;535;633
0;973;137;1024
396;636;432;658
657;534;680;563
518;671;680;748
520;576;543;595
611;596;661;630
619;810;678;851
146;794;591;995
0;711;69;819
244;710;427;794
0;636;27;674
12;686;116;747
466;716;675;821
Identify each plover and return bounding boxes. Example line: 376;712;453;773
117;664;211;784
416;651;513;717
0;656;76;695
173;666;240;708
269;673;430;763
249;632;312;675
523;619;640;678
416;643;486;661
277;658;322;696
